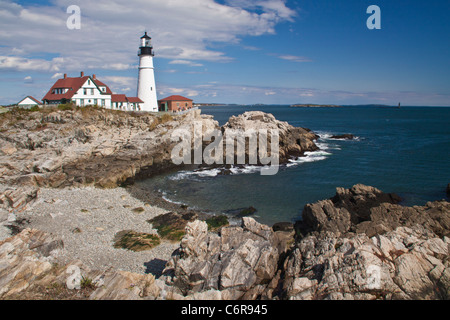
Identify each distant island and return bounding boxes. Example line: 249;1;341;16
290;104;342;108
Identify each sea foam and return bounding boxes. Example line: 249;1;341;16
168;132;351;180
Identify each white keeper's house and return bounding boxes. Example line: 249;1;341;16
42;72;144;111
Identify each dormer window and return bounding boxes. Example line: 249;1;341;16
53;88;67;94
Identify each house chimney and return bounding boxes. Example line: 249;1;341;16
64;73;67;79
81;71;84;77
93;74;96;80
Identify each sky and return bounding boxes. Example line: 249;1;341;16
0;0;449;106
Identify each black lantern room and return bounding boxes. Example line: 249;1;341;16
138;32;154;57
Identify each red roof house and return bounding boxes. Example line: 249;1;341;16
158;95;193;112
42;72;113;107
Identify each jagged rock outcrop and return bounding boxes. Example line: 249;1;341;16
161;218;294;299
158;185;449;300
0;108;219;192
283;225;449;300
298;184;450;238
222;111;319;164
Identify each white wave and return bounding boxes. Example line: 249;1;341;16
169;168;222;180
317;131;360;141
169;164;278;180
317;132;333;140
315;141;331;150
229;165;261;175
286;151;329;167
161;194;183;205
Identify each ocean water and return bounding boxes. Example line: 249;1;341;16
137;105;450;226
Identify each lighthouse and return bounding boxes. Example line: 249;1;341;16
137;32;158;112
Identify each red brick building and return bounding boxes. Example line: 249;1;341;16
158;95;193;112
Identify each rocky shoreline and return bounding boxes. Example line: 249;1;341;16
1;107;449;300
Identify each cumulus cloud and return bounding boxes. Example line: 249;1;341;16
0;0;296;72
0;56;68;72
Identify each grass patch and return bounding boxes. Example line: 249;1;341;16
148;113;174;131
113;230;161;252
160;113;173;123
153;225;186;242
80;276;96;290
148;211;197;242
206;215;229;232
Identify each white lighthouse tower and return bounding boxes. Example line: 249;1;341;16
137;32;158;112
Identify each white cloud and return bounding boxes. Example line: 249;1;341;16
0;55;69;72
224;0;296;21
99;76;138;94
101;75;136;88
169;60;204;67
278;55;312;62
24;75;33;83
0;0;296;72
187;91;199;97
51;73;64;79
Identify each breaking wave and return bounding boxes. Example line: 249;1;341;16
167;131;358;180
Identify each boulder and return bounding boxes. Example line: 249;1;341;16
222;111;319;164
297;184;406;236
162;218;287;298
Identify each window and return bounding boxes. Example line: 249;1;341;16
101;99;105;107
80;99;84;107
94;99;98;105
91;89;94;95
83;88;87;95
88;80;91;85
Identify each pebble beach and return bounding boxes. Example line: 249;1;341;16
15;186;180;276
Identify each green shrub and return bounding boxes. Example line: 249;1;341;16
206;215;229;231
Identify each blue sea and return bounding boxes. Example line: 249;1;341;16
137;105;450;226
